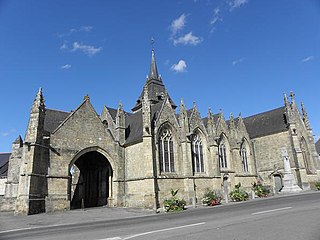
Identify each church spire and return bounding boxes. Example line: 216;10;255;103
132;45;176;112
148;49;159;81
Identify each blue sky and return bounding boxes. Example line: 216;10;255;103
0;0;319;152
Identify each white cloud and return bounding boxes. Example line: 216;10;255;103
1;132;9;137
60;42;68;50
170;14;187;36
57;26;93;38
210;7;223;33
232;57;246;65
173;32;203;46
1;129;16;137
171;60;187;73
228;0;248;11
80;26;93;32
211;8;221;25
71;42;102;56
61;64;72;69
301;56;315;63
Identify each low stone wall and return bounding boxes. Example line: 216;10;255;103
0;178;6;195
0;196;16;212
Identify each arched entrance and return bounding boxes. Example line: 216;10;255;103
69;151;113;209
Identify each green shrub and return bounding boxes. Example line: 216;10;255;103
202;189;222;206
163;189;186;212
229;183;249;202
315;182;320;190
252;181;270;197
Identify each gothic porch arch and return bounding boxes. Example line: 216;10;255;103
68;146;116;209
69;146;117;175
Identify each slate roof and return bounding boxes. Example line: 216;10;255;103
121;103;288;144
0;153;11;177
315;139;320;155
125;102;164;146
125;110;142;145
243;106;288;139
106;107;118;122
44;109;70;133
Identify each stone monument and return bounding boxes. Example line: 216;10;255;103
280;148;302;193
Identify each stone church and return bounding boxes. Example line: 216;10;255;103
1;50;319;215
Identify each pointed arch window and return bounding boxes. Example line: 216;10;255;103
159;128;175;173
218;143;227;168
241;146;249;173
191;134;204;173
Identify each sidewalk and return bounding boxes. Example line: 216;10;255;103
0;206;153;233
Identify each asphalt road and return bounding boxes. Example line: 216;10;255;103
1;192;320;240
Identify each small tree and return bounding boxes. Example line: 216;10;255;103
315;182;320;190
163;189;186;212
229;183;249;202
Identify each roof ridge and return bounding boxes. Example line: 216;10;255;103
46;108;70;113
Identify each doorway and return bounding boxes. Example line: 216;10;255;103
274;174;282;192
70;151;112;209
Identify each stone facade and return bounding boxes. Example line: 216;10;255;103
1;50;320;215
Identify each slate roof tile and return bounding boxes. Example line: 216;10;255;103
0;153;11;177
44;109;70;133
243;106;288;139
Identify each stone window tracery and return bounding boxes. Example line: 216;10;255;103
159;128;175;173
241;146;249;173
191;134;204;173
219;142;227;168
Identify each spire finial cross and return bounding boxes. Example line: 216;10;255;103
151;37;155;51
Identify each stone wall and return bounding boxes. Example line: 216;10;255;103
193;177;222;203
125;142;145;180
0;178;6;195
125;179;155;208
0;196;15;212
252;131;293;185
157;178;186;206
